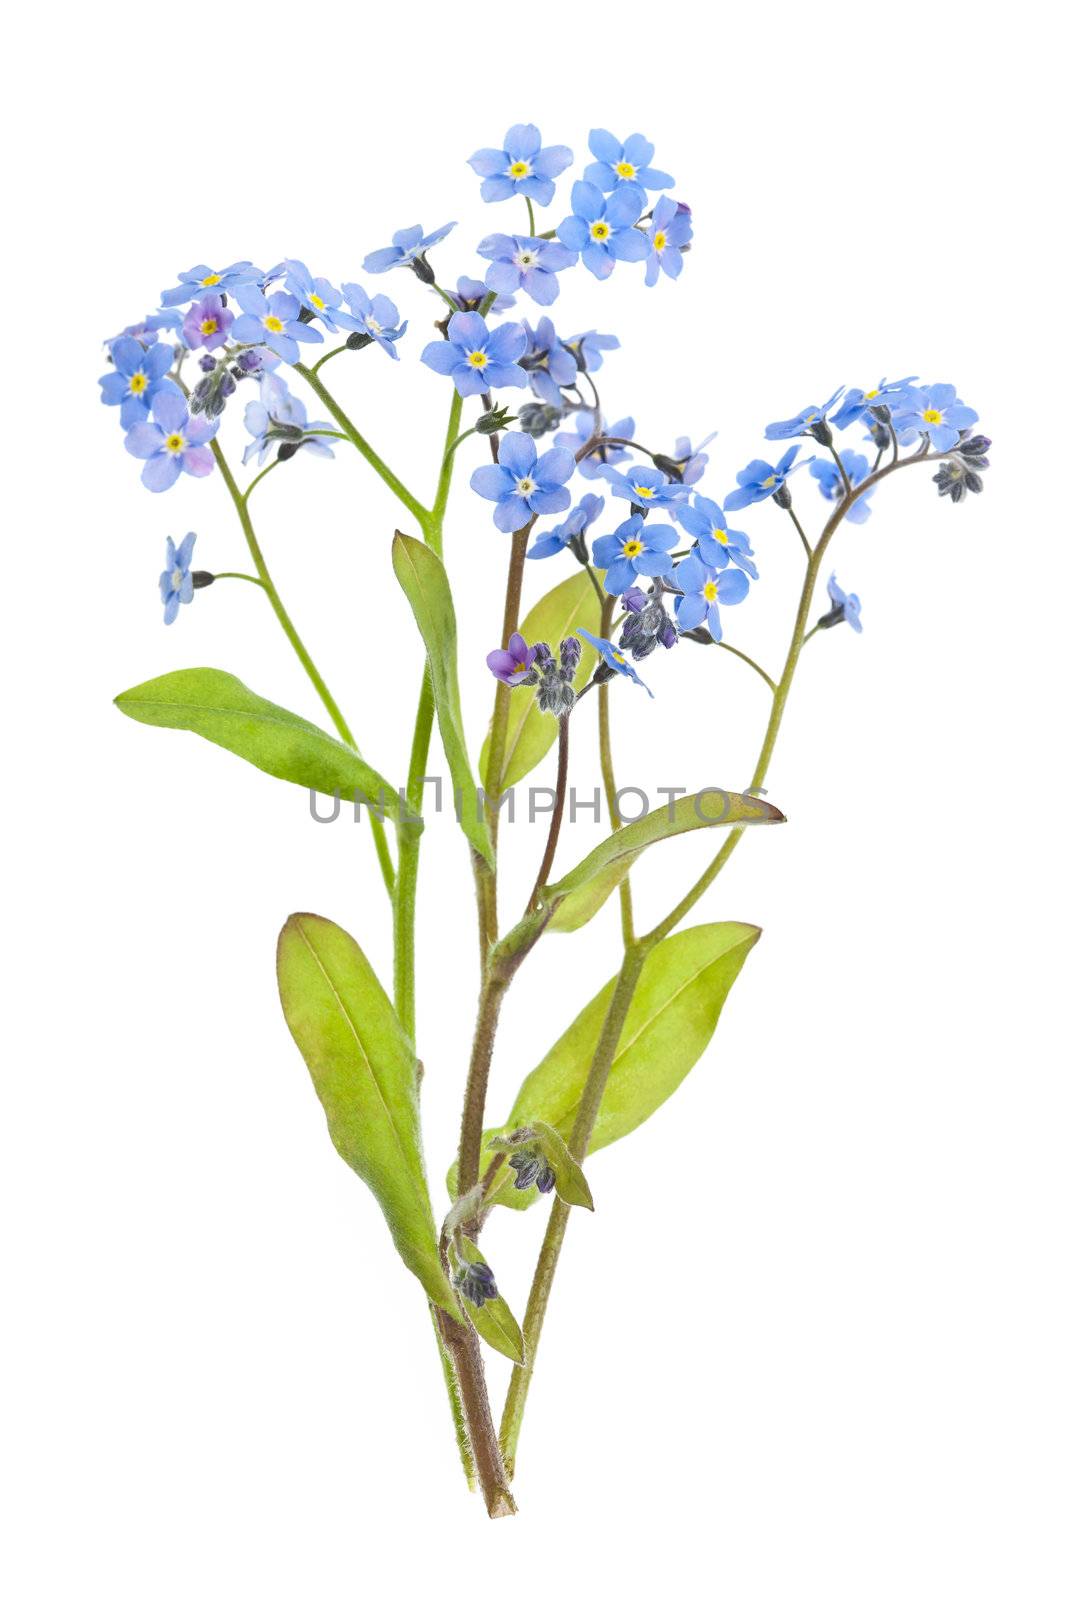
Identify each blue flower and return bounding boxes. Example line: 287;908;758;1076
676;494;759;577
470;431;575;532
645;196;692;286
764;388;844;441
724;445;813;510
282;260;358;334
340;283;408;358
830;377;918;430
468;124;573;206
421;311;526;397
665;433;717;509
231;286;323;364
449;276;516;314
528;493;604;559
583;129;674;200
809;451;874;523
893;383;980;452
557;181;650;279
592;513;677;594
477;233;577;306
363;222;456;275
160;261;260;307
576;628;653;696
602;463;688;511
99;335;180;428
159;532;197;624
520;317;578;406
674;555;750;641
569;330;620;374
242;373;335;466
106;311;183;351
124;389;218;492
825;572;862;633
558;411;634;479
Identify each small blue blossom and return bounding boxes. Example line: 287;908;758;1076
592;513;677;594
99;335;180;428
764;388;844;441
558;411;634;479
810;451;874;523
420;312;526;397
159;532;197;624
527;493;604;559
602;463;688;511
363;222;456;275
894;383;980;452
282;260;358;334
676;494;759;577
724;445;814;511
242;373;335;466
576;628;653;696
831;377;918;430
106;310;183;351
160;261;260;307
449;275;516;314
569;330;620;375
477;233;577;306
520;317;578;407
470;431;575;532
124;390;218;492
468;124;573;206
824;572;862;633
664;433;717;514
231;286;323;364
645;196;692;286
674;555;750;641
340;283;408;358
557;181;650;279
583;129;674;200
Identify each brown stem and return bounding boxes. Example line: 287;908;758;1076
457;974;509;1198
435;1307;517;1517
525;715;569;914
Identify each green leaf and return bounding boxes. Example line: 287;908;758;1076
453;923;760;1212
451;1238;525;1366
115;668;408;822
479;568;603;791
277;913;458;1318
490;1122;595;1209
392;532;494;865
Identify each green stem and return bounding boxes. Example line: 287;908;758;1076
715;640;776;692
212;571;265;587
293;363;430;529
210;438;395;895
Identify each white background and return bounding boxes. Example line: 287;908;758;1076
4;4;1069;1594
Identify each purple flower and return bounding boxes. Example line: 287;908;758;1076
182;294;234;352
160;261;260;307
470;432;575;532
362;222;456;275
230;286;323;364
674;555;751;642
468;124;573;207
557;181;650;280
591;512;678;594
421;312;526;397
99;335;180;429
644;196;692;286
477;233;577;306
124;390;217;492
527;493;604;559
487;632;538;685
159;532;197;624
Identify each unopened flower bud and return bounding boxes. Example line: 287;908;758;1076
346;331;374;351
477;405;516;435
409;253;436;285
198;354;216;373
517;401;561;438
191;570;216;589
508;1149;556;1194
453;1258;498;1309
559;636;581;678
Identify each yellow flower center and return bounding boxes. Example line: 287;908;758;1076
922;407;943;424
164;433;185;454
310;293;326;311
702;579;719;602
200;317;218;336
200;273;221;287
615;160;637;179
610;649;626;665
762;474;777;488
509;160;531;178
516;477;535;494
633;485;654;498
590;221;611;241
864;387;880;399
467;350;488;368
622;539;644;558
170;569;184;591
264;314;284;333
129;371;148;394
652;230;667;252
517;251;535;266
712;526;728;544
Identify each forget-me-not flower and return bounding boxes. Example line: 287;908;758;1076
810;451;874;523
557;181;650;279
242;373;335;466
363;222;456;275
470;431;575;532
592;513;677;594
340;283;408;358
676;494;759;577
894;383;979;452
477;233;577;306
558;411;634;478
527;493;605;559
182;294;234;353
421;312;527;396
231;286;323;364
160;261;260;307
824;572;862;632
830;378;918;430
602;463;688;511
583;129;674;200
764;388;845;441
576;628;652;695
644;196;692;285
99;335;180;429
468;124;573;206
724;444;813;510
282;261;358;334
159;532;198;624
673;556;751;641
487;632;538;686
125;390;217;492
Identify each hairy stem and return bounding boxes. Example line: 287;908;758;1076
525;715;569;914
597;594;635;946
